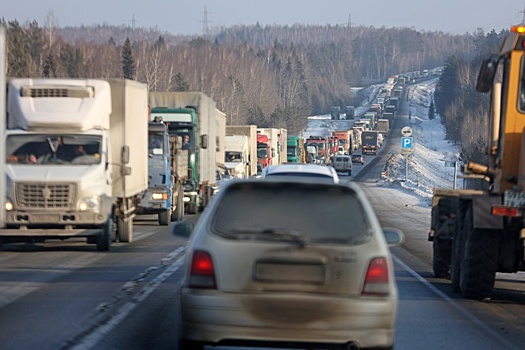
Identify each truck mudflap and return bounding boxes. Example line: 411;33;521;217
430;188;503;231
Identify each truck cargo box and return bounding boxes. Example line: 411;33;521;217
108;79;149;198
149;92;220;185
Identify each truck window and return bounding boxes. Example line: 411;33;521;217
149;133;164;155
519;56;525;112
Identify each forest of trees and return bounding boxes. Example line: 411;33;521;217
434;29;507;164
1;17;504;157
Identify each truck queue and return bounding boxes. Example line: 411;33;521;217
0;61;403;252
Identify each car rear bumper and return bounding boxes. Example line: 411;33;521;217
181;288;396;348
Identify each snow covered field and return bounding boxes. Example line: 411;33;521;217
301;78;462;209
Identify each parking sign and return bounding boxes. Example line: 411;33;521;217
401;137;413;155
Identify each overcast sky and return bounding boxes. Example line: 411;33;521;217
2;0;525;36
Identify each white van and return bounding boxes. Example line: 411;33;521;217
331;155;352;175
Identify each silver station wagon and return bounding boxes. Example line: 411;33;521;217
176;178;404;350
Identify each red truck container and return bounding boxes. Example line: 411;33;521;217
333;130;351;154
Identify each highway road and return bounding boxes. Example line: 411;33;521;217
1;90;525;350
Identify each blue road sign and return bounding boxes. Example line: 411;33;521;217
401;137;413;149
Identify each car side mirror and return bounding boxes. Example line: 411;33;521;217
382;227;405;246
172;221;194;238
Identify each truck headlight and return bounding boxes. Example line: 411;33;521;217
78;195;99;211
5;200;13;211
152;192;168;200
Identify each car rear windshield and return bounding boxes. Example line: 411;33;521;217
212;182;373;244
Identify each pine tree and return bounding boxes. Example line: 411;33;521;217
174;72;190;91
43;52;57;77
7;20;32;77
121;37;136;80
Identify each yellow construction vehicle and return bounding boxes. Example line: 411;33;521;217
429;25;525;299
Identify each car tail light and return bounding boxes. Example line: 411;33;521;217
189;250;217;289
362;257;390;296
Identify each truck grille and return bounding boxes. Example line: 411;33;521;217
15;183;75;209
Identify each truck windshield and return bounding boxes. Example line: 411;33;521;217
257;148;268;158
6;134;102;165
287;146;296;156
148;133;164;156
225;151;242;162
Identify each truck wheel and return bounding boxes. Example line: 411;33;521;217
172;190;184;222
451;200;468;292
158;210;170;226
458;204;498;299
432;239;450;278
433;198;456;278
188;202;198;214
117;216;133;243
96;217;113;252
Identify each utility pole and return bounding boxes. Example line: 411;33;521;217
347;14;352;39
131;14;138;41
519;4;525;24
202;5;209;37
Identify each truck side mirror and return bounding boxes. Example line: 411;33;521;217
201;134;208;149
476;55;499;93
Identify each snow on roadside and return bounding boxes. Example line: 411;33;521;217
302;78;462;209
380;79;461;207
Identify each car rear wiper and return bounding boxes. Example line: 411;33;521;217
229;227;310;248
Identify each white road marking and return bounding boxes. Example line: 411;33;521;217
68;246;186;350
393;255;520;350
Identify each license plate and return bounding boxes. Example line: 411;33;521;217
504;190;525;207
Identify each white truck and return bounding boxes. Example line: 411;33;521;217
226;125;257;178
225;135;250;178
377;119;390;134
0;78;148;251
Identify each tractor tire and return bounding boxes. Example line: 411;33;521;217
458;204;498;299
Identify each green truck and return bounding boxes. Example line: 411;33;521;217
287;135;305;163
330;106;341;120
149;92;225;214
